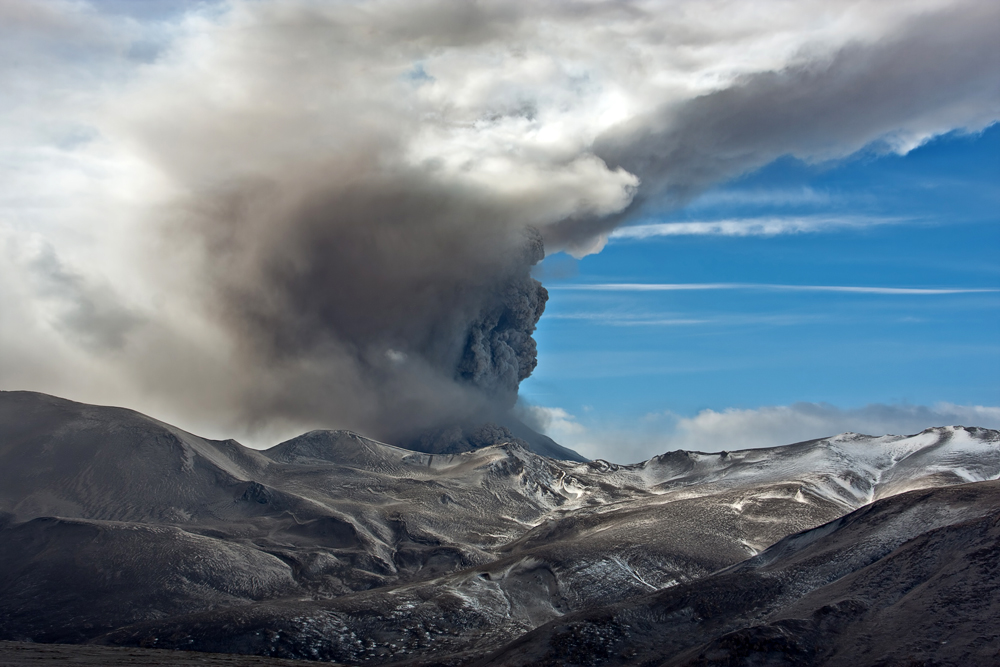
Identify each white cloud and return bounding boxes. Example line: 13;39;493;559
532;402;1000;463
545;312;709;326
609;216;901;239
664;403;1000;453
545;312;822;327
551;283;998;295
516;403;587;440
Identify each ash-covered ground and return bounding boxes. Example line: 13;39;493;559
1;390;998;666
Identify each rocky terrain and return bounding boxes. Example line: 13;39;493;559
0;390;997;665
481;481;1000;667
0;641;321;667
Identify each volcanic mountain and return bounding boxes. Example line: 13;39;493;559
0;390;997;665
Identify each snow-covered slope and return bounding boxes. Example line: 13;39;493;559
559;425;1000;509
0;390;997;665
482;480;1000;667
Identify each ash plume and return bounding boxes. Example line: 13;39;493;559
184;170;552;443
457;231;547;409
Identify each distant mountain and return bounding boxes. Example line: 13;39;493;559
0;390;997;665
397;415;589;461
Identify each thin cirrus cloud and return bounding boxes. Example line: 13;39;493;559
550;284;999;295
543;312;820;327
609;216;903;240
685;187;833;209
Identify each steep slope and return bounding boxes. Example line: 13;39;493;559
0;515;298;644
561;426;1000;509
499;414;589;462
0;391;271;523
0;392;604;648
479;481;1000;667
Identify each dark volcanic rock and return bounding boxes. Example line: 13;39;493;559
477;482;1000;667
404;422;531;456
0;640;330;666
0;390;997;665
399;416;588;462
0;516;298;644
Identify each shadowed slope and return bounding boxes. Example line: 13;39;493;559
0;391;271;523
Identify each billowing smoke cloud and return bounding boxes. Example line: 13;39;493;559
457;231;547;408
0;0;997;446
553;0;1000;254
177;167;554;442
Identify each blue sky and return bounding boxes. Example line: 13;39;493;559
522;125;1000;459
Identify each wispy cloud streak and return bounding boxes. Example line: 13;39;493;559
610;216;902;240
547;314;710;326
545;312;821;327
551;284;999;295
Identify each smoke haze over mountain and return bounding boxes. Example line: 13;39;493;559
0;0;997;445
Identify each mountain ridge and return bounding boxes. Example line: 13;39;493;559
0;390;997;665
